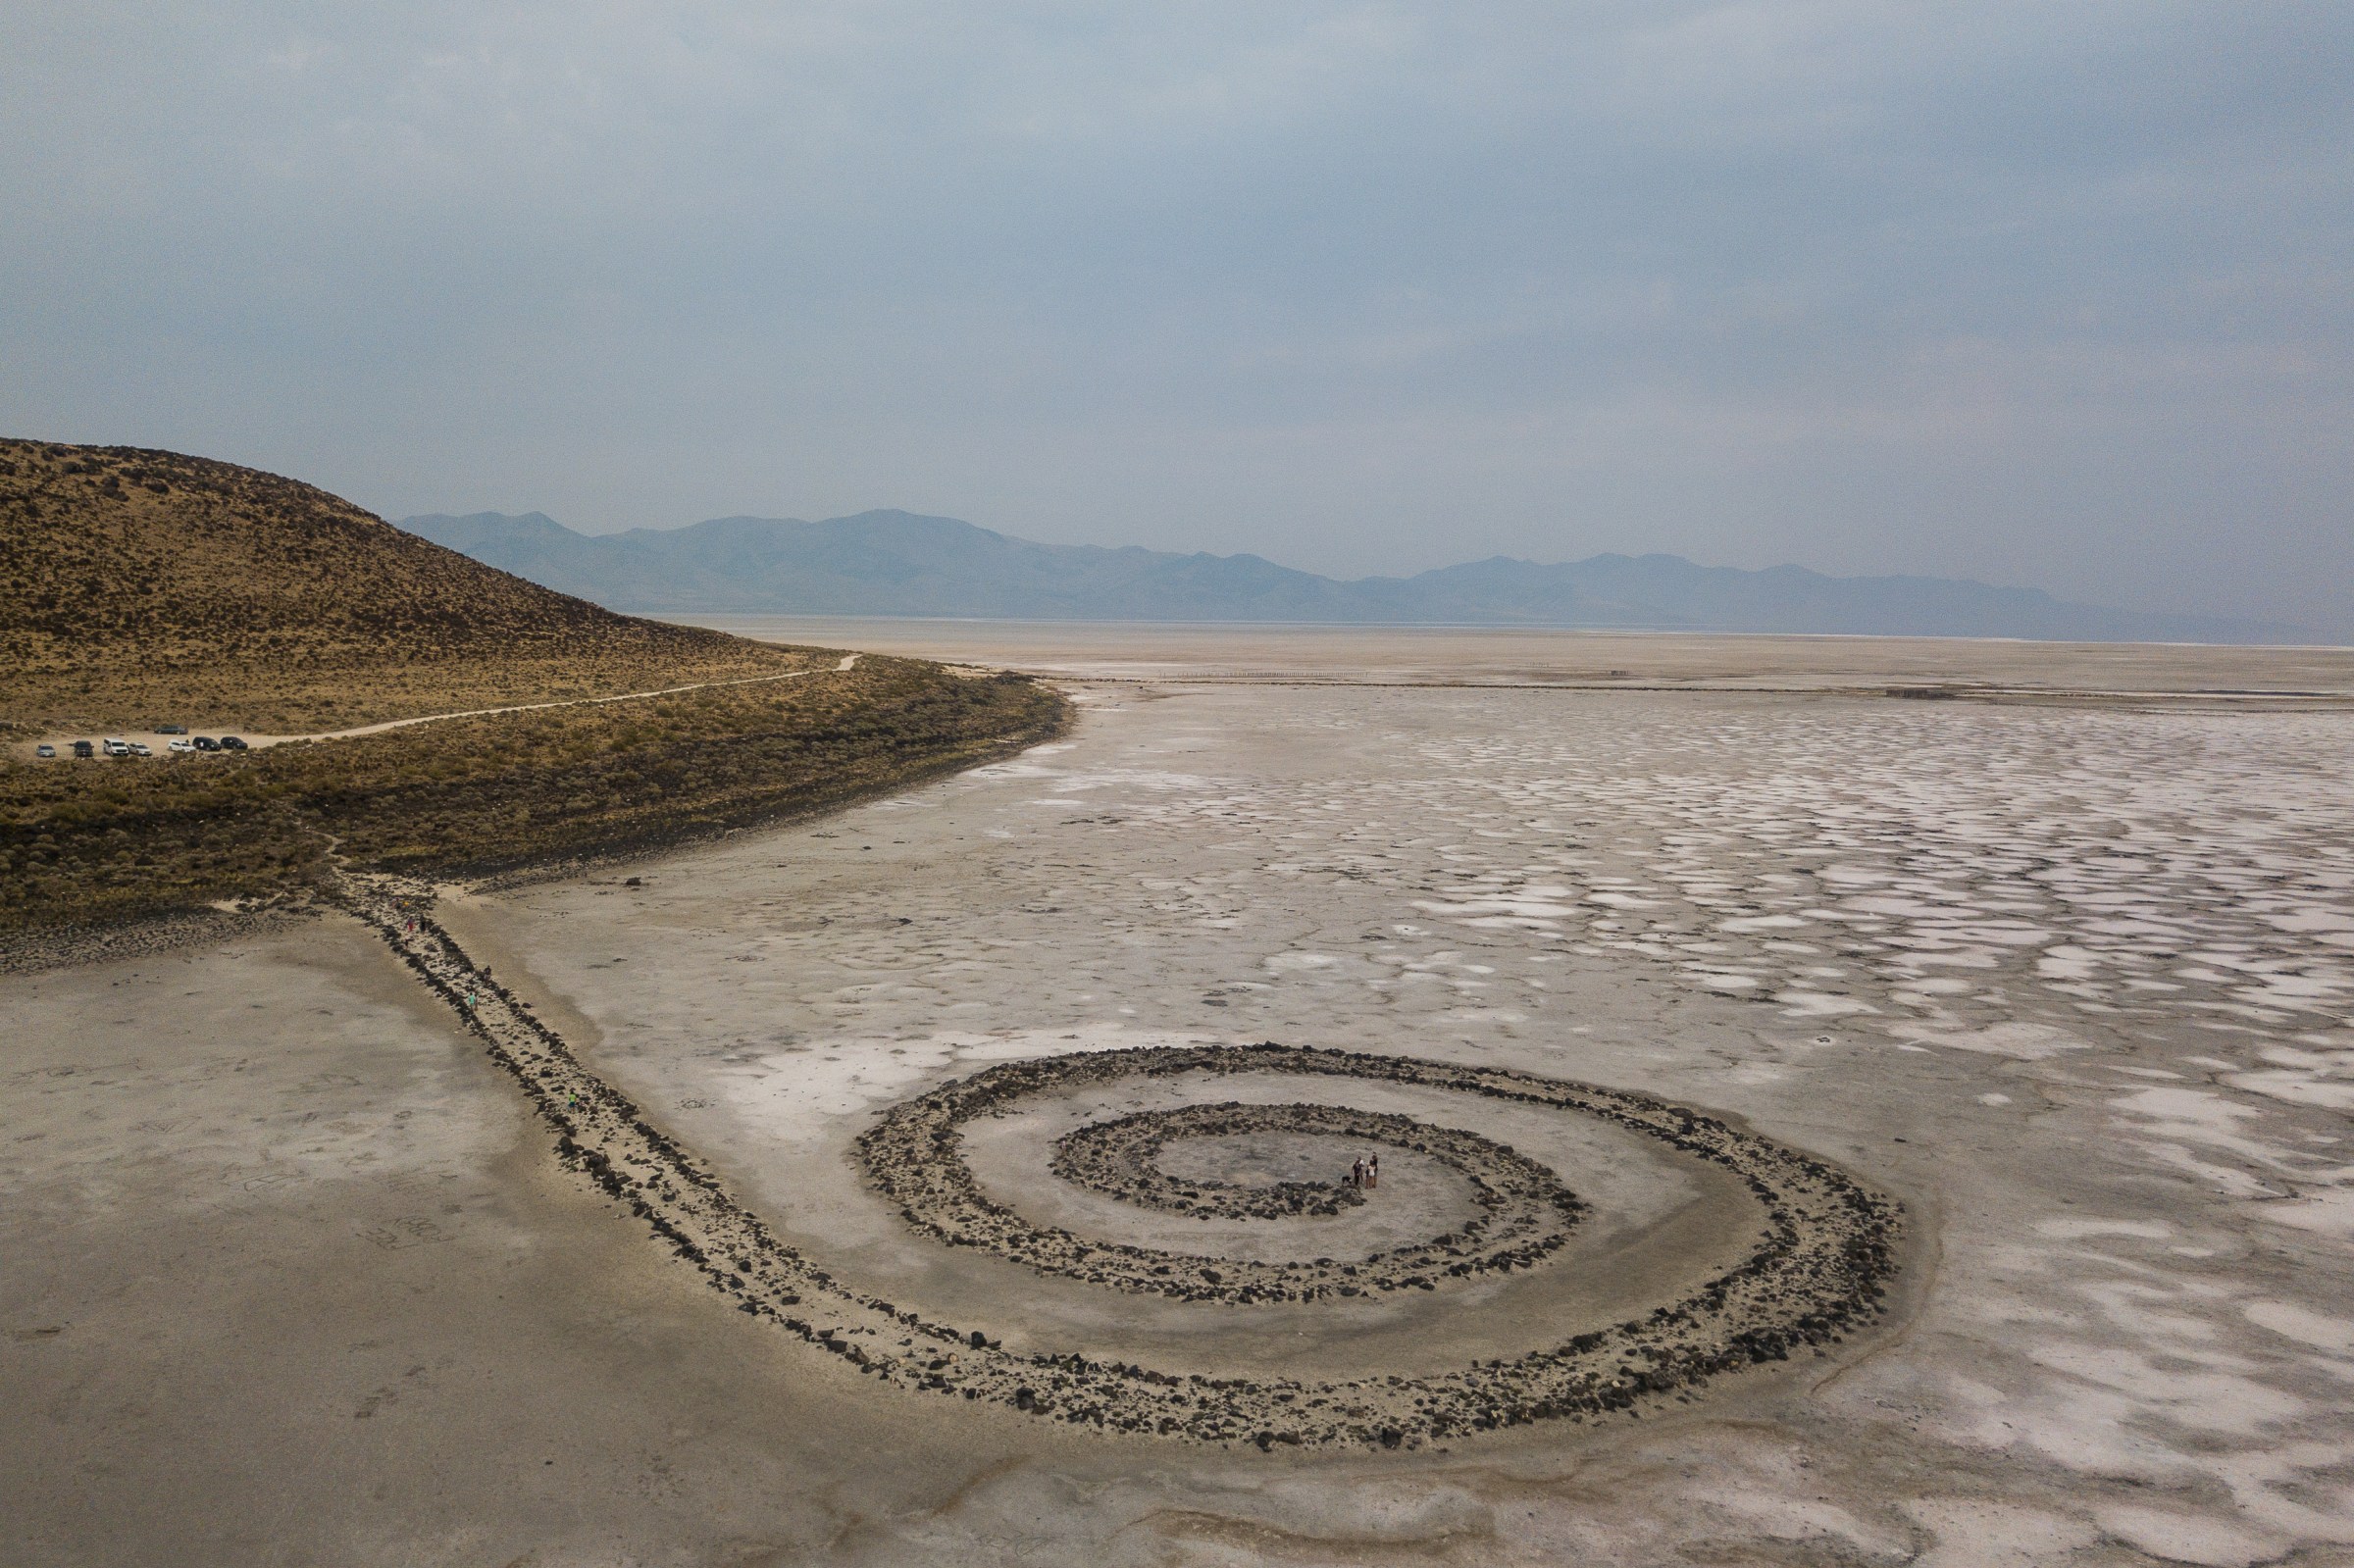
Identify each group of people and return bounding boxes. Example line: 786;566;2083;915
1347;1153;1381;1189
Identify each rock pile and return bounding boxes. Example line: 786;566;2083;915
1050;1101;1378;1220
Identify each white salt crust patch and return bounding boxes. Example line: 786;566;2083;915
1900;1497;2100;1567
2243;1299;2354;1353
2095;1502;2290;1568
2261;1188;2354;1239
722;1027;1228;1137
1895;1022;2091;1058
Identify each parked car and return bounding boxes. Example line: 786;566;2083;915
102;737;130;757
219;735;249;751
192;736;220;752
168;738;194;754
35;743;56;758
72;740;95;759
156;724;187;735
128;741;152;757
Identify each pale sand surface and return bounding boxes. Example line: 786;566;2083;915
689;616;2354;696
8;628;2354;1564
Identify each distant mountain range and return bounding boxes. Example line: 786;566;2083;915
397;509;2323;644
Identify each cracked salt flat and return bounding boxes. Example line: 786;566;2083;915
470;681;2354;1565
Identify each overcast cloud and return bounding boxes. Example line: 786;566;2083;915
4;3;2348;631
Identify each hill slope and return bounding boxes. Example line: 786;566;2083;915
0;441;1065;940
401;509;2321;645
0;441;793;731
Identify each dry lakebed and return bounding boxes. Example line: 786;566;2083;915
7;625;2354;1566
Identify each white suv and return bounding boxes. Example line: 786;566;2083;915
102;737;130;757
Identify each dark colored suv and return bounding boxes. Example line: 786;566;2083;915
72;740;95;759
192;736;221;752
219;735;249;751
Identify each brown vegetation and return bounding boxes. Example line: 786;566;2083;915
0;438;803;732
1;440;1067;937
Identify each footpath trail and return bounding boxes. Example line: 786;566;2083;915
277;652;863;744
21;653;861;758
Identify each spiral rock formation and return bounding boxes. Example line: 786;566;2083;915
348;873;1903;1449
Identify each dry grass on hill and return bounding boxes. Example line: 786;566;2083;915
0;438;803;732
1;439;1068;940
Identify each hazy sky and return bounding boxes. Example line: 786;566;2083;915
5;3;2349;631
